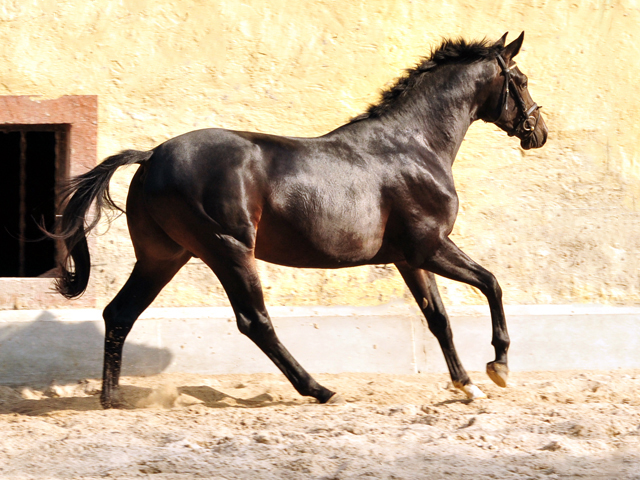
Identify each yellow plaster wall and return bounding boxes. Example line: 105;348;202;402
2;0;640;307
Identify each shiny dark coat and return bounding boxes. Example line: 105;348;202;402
55;33;547;407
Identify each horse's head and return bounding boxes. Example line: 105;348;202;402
482;32;548;150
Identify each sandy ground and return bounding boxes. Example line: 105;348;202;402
1;370;640;479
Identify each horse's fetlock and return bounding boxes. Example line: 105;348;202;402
492;335;510;351
452;379;468;389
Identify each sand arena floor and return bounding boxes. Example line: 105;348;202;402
1;370;640;479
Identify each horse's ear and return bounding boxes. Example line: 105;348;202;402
504;31;525;60
495;32;508;48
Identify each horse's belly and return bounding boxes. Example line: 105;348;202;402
254;210;387;268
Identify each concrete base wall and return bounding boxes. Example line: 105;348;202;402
1;305;640;385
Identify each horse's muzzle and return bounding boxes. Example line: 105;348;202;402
520;113;548;150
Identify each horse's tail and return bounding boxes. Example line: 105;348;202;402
54;149;153;299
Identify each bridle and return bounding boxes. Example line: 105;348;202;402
490;54;542;136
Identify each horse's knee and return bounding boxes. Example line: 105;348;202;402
427;313;452;339
491;277;503;300
479;272;502;300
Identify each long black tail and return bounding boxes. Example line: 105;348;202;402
54;149;153;298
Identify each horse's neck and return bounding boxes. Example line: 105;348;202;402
388;62;495;166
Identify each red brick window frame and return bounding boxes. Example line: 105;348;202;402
0;96;97;309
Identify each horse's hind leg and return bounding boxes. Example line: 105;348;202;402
101;254;190;408
195;241;335;403
421;238;510;388
396;262;486;400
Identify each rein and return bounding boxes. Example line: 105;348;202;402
491;54;542;135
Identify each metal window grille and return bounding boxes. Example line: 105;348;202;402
0;125;68;277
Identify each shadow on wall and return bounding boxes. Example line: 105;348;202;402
0;312;172;386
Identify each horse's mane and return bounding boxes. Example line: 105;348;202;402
350;37;503;123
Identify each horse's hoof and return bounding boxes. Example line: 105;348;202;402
100;395;131;410
325;393;346;405
486;361;509;388
459;383;487;400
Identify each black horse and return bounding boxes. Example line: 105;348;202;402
54;32;547;408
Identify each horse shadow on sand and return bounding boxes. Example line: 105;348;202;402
0;311;165;414
1;383;303;416
0;312;300;415
0;311;171;385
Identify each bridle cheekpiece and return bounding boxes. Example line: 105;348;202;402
491;54;542;136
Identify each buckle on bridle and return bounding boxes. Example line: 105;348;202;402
523;117;536;132
521;104;542;133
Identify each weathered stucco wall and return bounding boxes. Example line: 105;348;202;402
2;0;640;308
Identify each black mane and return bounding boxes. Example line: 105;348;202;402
350;37;503;123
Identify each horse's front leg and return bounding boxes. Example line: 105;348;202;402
421;238;510;388
395;262;486;400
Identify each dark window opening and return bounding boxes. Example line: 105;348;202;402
0;126;68;277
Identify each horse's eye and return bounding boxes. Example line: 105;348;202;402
522;81;528;89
